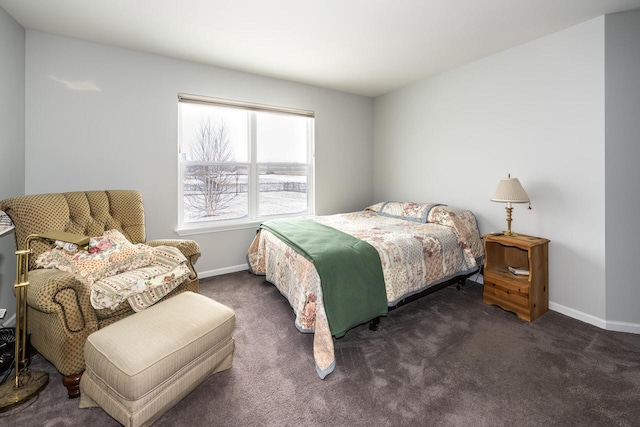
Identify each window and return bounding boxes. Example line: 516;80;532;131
178;94;314;231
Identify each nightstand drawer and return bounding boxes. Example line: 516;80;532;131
483;279;528;309
483;269;530;294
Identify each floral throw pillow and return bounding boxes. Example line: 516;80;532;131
36;229;155;285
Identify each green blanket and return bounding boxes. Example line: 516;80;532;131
260;217;388;338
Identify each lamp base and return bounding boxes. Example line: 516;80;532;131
0;370;48;413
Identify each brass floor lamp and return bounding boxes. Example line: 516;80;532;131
0;231;88;412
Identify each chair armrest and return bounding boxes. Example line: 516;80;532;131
146;239;201;262
146;239;201;275
26;268;99;334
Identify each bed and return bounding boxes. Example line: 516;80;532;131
247;201;485;378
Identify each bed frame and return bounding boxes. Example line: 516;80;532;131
368;266;481;331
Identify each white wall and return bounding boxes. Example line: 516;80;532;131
605;10;640;330
0;6;25;324
374;18;610;327
25;31;374;276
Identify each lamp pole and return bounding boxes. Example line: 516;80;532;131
0;236;49;413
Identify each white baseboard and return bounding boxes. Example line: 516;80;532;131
549;301;608;329
197;269;640;335
5;269;638;335
472;275;639;335
549;301;640;335
198;263;249;279
603;319;640;334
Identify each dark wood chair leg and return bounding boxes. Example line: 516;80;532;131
63;371;84;399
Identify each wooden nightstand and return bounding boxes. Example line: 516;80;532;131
482;233;550;322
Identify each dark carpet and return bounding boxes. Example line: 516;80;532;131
2;271;640;426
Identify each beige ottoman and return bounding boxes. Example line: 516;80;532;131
79;291;235;427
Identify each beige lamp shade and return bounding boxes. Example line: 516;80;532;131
491;174;530;204
491;174;530;236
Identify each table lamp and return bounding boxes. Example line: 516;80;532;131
490;173;530;236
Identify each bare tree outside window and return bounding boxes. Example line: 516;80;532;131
184;118;240;218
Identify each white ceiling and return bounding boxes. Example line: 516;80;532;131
2;0;640;97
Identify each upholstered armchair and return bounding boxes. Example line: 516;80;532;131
0;190;200;399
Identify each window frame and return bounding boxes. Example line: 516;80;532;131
176;93;315;235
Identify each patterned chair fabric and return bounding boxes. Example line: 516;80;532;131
0;190;200;398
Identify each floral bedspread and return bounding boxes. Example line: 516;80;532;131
247;202;484;378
